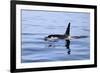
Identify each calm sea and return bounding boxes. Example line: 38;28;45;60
21;10;90;63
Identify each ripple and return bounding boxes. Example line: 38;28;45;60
22;41;46;44
22;33;47;35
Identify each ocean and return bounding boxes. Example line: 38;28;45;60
21;10;90;63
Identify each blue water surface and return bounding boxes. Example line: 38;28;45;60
21;10;90;63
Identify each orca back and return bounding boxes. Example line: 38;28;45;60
65;22;70;36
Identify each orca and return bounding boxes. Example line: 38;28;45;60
44;22;88;41
44;23;71;41
44;22;88;50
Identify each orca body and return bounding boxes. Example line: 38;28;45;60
44;22;88;41
44;22;89;54
44;34;70;41
44;22;88;51
44;23;70;41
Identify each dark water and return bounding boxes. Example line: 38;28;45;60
21;10;90;63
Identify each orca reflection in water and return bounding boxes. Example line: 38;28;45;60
44;22;88;54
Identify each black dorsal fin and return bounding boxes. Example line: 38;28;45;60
65;22;70;35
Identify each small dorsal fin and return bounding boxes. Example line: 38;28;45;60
65;22;70;35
